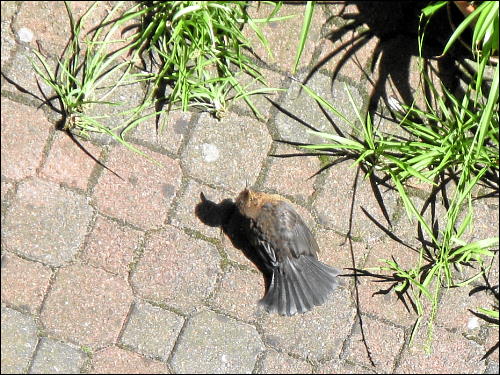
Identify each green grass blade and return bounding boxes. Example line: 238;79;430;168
292;1;314;74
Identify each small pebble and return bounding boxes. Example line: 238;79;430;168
467;316;480;330
18;27;34;43
201;143;220;163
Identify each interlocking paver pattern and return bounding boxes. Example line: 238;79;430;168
1;1;498;374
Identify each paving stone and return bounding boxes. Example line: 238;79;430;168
13;1;110;57
93;145;182;229
274;71;364;145
1;252;52;314
316;27;380;83
40;132;102;191
170;309;264;374
396;324;487;374
244;2;326;73
1;2;17;64
30;337;86;374
436;283;494;337
2;44;56;100
315;228;369;274
1;98;52;180
81;215;142;276
1;306;38;374
260;287;355;361
313;165;398;243
171;179;237;239
464;198;500;243
131;225;221;313
264;143;320;203
346;315;404;373
90;346;169;374
181;112;272;190
40;264;133;348
128;110;193;156
317;359;376;374
355;237;424;327
3;178;94;266
259;349;313;373
404;176;436;195
120;301;184;360
211;267;265;322
486;361;500;375
0;1;18;24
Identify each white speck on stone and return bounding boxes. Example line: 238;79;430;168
201;143;220;163
221;354;228;363
467;316;480;330
18;27;34;43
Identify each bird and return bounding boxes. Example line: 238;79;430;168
235;188;341;316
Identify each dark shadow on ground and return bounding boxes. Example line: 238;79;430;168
305;1;471;114
194;192;274;295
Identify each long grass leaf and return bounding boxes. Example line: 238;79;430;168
292;1;314;74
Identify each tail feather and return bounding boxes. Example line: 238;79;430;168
259;256;340;316
287;259;315;313
289;258;319;308
283;270;298;316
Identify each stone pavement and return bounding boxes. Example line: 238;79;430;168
1;1;498;374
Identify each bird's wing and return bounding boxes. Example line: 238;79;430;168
259;201;320;261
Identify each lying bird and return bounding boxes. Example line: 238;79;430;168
235;188;341;316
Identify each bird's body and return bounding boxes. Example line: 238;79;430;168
235;189;340;316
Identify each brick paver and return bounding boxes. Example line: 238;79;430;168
396;324;487;374
1;306;38;374
40;264;133;348
29;338;86;374
260;287;356;361
1;253;52;314
181;112;272;190
93;145;182;229
120;301;184;361
131;225;221;313
40;132;102;191
259;349;313;373
90;346;169;374
3;178;94;266
345;315;405;372
80;215;142;276
263;142;320;204
1;97;52;180
128;110;193;156
170;309;264;374
211;267;265;322
1;1;498;374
